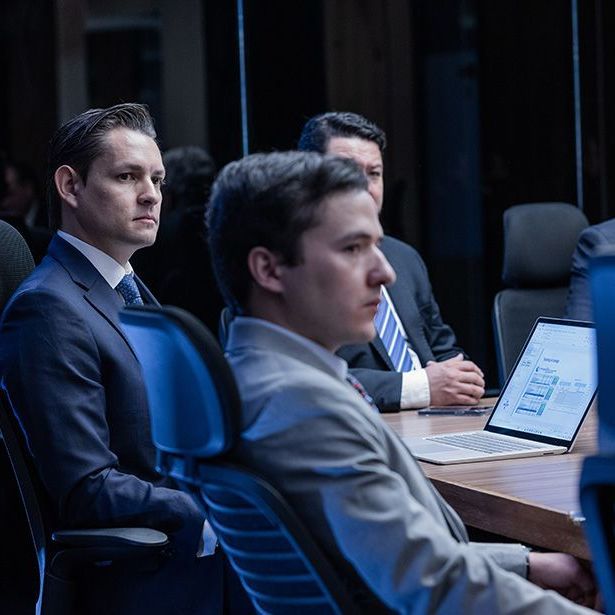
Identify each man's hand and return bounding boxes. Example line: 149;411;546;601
425;353;485;406
528;552;598;608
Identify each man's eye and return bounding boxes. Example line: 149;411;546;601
344;244;361;254
118;173;134;181
369;171;382;179
153;176;166;187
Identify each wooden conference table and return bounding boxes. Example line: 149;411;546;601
383;401;597;559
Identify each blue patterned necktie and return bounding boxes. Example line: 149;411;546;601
116;274;143;306
374;288;413;372
346;373;379;413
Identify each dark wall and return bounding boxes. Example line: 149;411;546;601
577;0;615;224
479;0;576;303
0;1;57;184
203;0;326;165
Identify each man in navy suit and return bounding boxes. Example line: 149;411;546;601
299;112;485;411
566;219;615;321
0;104;228;613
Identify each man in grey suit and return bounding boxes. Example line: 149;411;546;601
566;218;615;321
207;150;597;613
299;112;485;411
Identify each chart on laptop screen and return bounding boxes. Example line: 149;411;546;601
489;321;597;441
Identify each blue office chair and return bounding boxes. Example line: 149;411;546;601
119;305;360;615
579;248;615;614
492;202;588;386
589;248;615;454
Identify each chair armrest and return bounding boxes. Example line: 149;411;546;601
48;528;171;579
51;527;168;549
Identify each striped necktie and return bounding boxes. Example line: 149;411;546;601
374;288;413;372
116;274;144;306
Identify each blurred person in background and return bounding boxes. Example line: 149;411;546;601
133;145;226;333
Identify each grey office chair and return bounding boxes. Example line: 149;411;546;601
492;202;588;385
0;219;35;312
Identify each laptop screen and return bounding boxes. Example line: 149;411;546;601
486;318;597;444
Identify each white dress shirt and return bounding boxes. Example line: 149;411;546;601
57;230;133;287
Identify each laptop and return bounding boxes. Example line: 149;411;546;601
404;318;597;464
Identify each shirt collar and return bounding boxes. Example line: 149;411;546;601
57;230;133;288
233;316;348;381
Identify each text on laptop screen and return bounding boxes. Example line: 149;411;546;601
489;322;596;440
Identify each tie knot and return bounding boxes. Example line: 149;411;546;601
116;274;143;306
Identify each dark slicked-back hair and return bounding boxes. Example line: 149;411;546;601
47;103;157;230
298;111;386;154
207;151;367;314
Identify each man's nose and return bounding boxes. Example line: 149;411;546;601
139;178;161;204
372;248;396;286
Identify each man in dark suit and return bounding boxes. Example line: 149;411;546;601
299;112;484;411
0;104;227;613
565;218;615;321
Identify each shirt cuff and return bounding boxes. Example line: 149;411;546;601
196;519;218;557
400;368;431;409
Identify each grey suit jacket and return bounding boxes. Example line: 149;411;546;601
566;219;615;321
226;318;591;614
338;235;465;411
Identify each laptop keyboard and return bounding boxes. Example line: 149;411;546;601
427;432;546;454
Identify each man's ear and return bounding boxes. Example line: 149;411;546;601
54;165;82;210
247;246;285;294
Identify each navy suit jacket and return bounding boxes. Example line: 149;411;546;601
565;219;615;321
0;235;225;614
337;235;464;411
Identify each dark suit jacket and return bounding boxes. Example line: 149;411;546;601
565;219;615;321
337;235;464;411
0;235;224;614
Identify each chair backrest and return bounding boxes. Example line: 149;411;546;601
0;222;39;612
0;389;49;613
0;219;35;313
579;251;615;612
119;305;360;614
579;455;615;614
492;202;588;385
119;305;240;457
590;248;615;454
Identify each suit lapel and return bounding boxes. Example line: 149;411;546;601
83;277;140;359
49;235;148;360
135;275;160;306
371;333;395;370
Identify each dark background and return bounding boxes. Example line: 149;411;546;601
2;0;615;388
